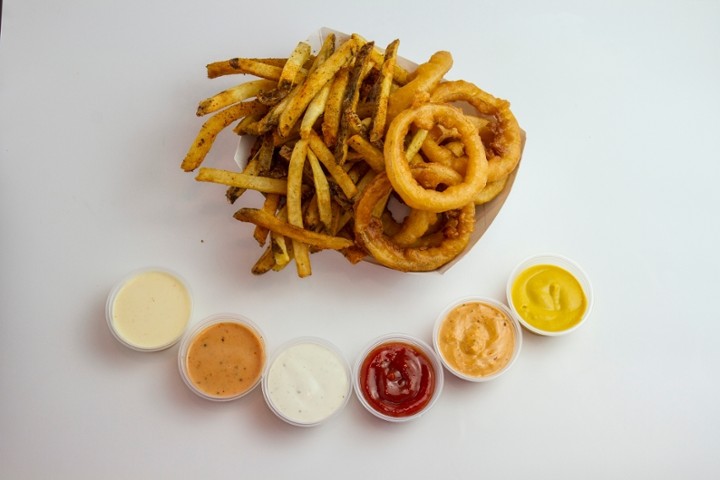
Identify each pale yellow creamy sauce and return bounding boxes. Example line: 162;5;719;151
111;271;191;349
437;302;516;378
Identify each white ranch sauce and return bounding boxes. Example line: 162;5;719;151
265;342;349;425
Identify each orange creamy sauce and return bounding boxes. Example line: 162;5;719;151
437;302;516;378
186;322;265;398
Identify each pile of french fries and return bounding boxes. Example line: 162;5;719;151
182;32;416;277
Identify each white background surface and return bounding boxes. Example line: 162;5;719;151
2;0;719;478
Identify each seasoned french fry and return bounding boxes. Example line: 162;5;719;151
300;82;331;139
287;140;308;226
226;155;261;203
405;128;429;161
308;33;336;75
335;41;375;165
286;140;309;277
256;133;275;173
271;230;292;271
195;167;288;194
279;42;312;91
306;148;332;230
197;79;276;116
347;134;385;172
234;208;354;250
352;33;409;86
212;58;284;81
278;37;361;137
253;193;281;246
251;244;276;275
307;131;358;199
321;66;349;148
207;57;288;78
369;39;399;144
181;100;268;171
254;83;300;134
233;113;265;135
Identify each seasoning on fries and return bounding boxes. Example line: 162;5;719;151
181;32;522;277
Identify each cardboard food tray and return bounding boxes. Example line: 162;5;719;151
235;27;525;274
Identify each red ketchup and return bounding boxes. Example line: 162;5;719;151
359;341;436;418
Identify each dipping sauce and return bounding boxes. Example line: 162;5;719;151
510;264;587;333
108;269;191;351
436;300;517;379
264;340;350;426
359;341;436;419
184;319;265;400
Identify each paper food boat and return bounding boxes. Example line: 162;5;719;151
236;27;525;274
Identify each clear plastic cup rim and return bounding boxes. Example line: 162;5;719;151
506;253;594;336
433;296;522;382
353;333;444;423
105;266;193;352
262;336;352;427
177;312;266;402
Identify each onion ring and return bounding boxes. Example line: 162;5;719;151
430;80;521;182
384;103;487;213
354;166;475;272
390;208;439;248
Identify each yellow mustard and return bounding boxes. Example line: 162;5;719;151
511;264;587;332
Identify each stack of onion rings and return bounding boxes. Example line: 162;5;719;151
384;103;488;212
354;164;476;272
430;80;522;183
351;72;522;272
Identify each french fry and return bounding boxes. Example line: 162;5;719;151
308;33;336;75
271;230;292;271
369;39;399;144
405;128;429;161
234;208;354;251
207;57;288;78
307;131;358;199
196;79;276;116
253;193;281;246
251;244;276;275
335;41;375;165
306;148;332;230
303;194;321;229
210;58;284;81
278;42;312;91
256;133;275;173
286;140;311;276
226;155;261;203
278;37;361;137
352;33;409;86
347;134;385;172
233;113;265;135
181;100;268;171
321;67;350;148
300;82;331;139
195;167;288;194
